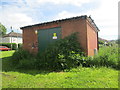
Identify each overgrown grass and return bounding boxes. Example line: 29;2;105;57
1;51;119;88
9;33;118;71
1;34;119;88
0;50;15;58
10;33;85;71
8;45;119;71
1;51;15;71
91;45;118;69
2;67;118;88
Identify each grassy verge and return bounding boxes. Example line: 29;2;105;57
0;50;15;58
1;51;119;88
1;50;15;71
2;67;118;88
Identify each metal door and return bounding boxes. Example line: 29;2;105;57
38;27;61;52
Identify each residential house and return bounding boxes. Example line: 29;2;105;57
2;32;22;44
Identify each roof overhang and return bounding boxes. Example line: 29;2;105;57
20;15;100;32
20;15;87;30
87;16;100;32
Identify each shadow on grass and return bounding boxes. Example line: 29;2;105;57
2;56;51;76
2;56;119;76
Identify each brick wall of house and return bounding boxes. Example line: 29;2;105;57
86;20;98;56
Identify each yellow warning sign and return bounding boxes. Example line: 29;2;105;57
53;33;57;37
53;33;57;39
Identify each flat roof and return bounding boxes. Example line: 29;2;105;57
20;15;100;32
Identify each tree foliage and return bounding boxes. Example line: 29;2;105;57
0;23;7;36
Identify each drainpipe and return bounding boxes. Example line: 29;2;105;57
97;32;99;50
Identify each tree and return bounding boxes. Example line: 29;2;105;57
0;23;7;36
116;39;120;44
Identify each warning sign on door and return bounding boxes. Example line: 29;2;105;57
53;33;57;39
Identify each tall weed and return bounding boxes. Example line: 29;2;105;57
10;33;119;70
91;45;118;69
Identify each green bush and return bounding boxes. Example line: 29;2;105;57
10;33;119;70
98;39;105;44
17;58;37;69
18;43;22;49
36;32;84;70
0;43;22;50
10;49;34;67
10;32;85;70
84;45;119;69
69;45;119;69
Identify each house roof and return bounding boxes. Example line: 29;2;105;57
3;32;22;37
20;15;100;32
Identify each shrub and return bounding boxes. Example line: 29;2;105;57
72;45;119;69
18;43;22;49
36;32;84;71
0;43;22;50
17;58;37;69
10;32;118;70
86;45;119;69
10;32;85;70
10;49;34;68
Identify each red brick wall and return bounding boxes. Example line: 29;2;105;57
22;23;60;53
22;27;38;53
60;19;88;54
86;20;98;56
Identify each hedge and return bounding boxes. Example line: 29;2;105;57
0;43;22;50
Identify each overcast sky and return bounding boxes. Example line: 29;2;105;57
0;0;119;40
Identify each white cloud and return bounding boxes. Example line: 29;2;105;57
0;0;119;40
55;0;119;40
55;11;79;19
25;0;92;7
0;4;35;32
89;0;118;39
0;12;34;30
7;13;33;27
0;0;94;28
1;0;93;30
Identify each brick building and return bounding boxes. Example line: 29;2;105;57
20;15;100;56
